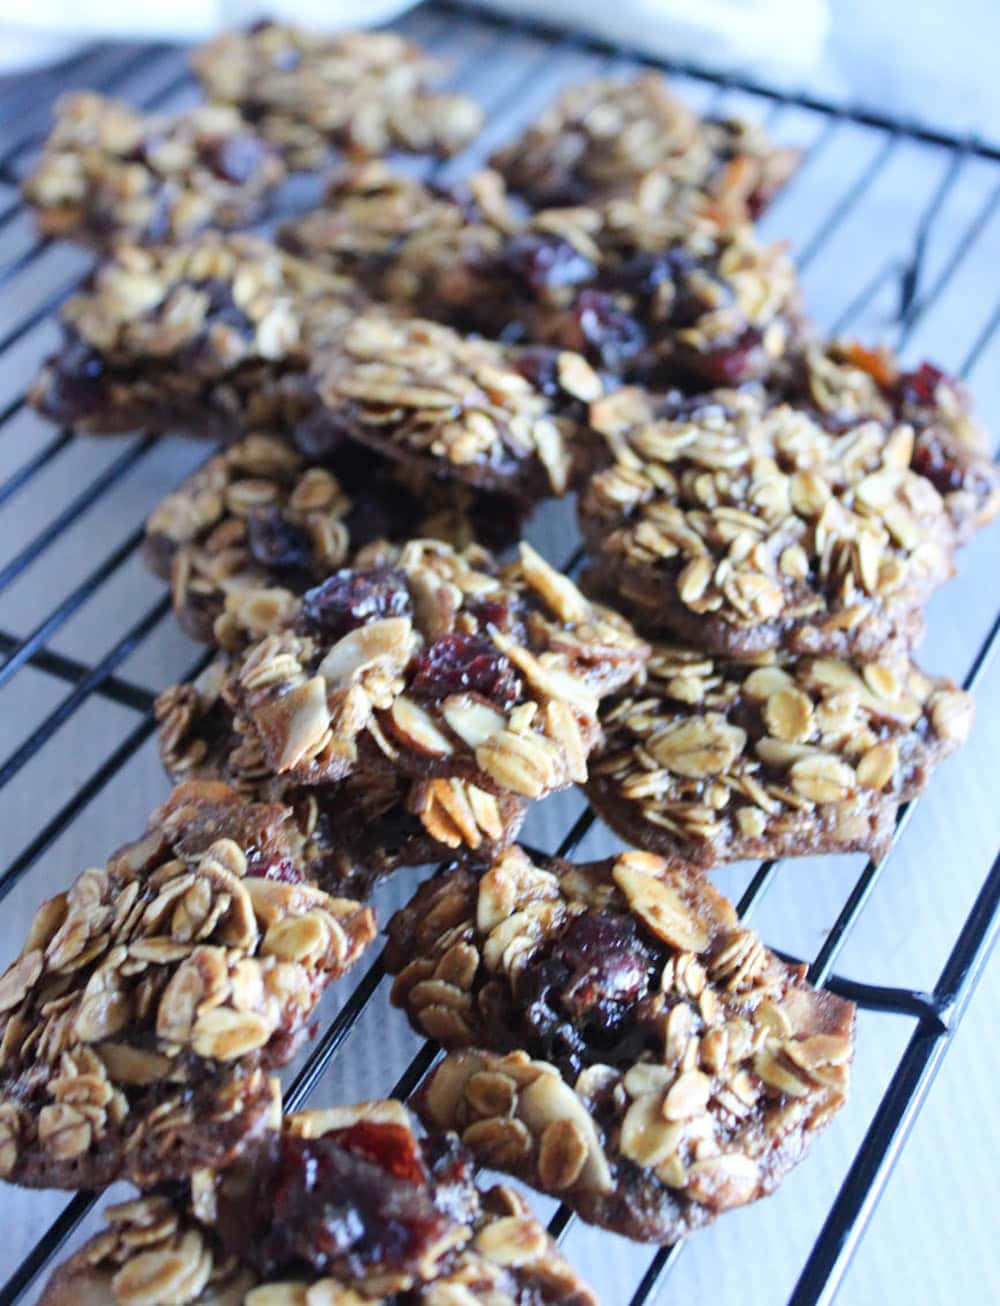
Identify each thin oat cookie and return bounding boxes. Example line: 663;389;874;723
23;93;285;250
178;538;647;805
191;22;483;170
0;782;374;1191
579;385;962;660
38;1101;596;1306
156;666;528;893
312;313;604;501
29;233;358;439
387;847;854;1244
281;166;807;391
587;641;974;867
491;71;800;217
781;340;1000;542
144;431;528;648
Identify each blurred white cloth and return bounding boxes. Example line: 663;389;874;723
0;0;829;74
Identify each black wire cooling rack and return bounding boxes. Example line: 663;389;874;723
0;3;997;1304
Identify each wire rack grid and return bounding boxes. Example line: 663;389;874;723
0;4;997;1305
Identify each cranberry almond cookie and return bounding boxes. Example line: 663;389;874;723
282;166;806;391
191;23;483;170
587;641;974;867
23;94;285;250
157;664;529;894
29;234;356;439
785;340;1000;542
204;539;648;801
0;782;374;1190
580;386;963;659
490;72;801;218
143;431;526;648
39;1101;596;1306
313;314;604;502
387;848;855;1243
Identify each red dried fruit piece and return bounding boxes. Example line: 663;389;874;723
300;567;413;640
411;632;522;708
219;1131;455;1279
331;1120;428;1186
575;289;647;371
503;233;595;293
259;856;305;885
896;361;951;409
247;507;315;572
514;909;657;1076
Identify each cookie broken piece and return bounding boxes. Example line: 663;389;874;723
204;538;647;801
191;22;483;170
156;665;528;892
387;847;854;1243
785;340;1000;542
313;314;603;500
22;93;285;250
29;234;356;438
490;72;800;217
143;431;527;648
281;166;805;390
580;386;962;659
0;782;374;1190
587;642;974;867
39;1102;596;1306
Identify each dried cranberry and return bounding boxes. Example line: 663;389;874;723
514;910;656;1075
911;434;968;495
695;325;765;386
411;632;522;707
217;1131;457;1280
247;506;314;572
465;594;513;632
258;856;305;885
331;1121;427;1186
575;290;647;371
503;233;595;293
45;334;107;418
199;133;270;184
613;247;697;300
299;567;412;640
896;361;951;409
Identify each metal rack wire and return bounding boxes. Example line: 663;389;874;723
0;3;997;1304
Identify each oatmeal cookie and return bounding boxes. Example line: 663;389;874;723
311;314;605;501
387;847;854;1243
586;641;973;866
157;663;529;893
29;234;357;439
0;782;374;1190
191;23;483;170
23;93;284;250
491;72;800;217
783;340;1000;542
579;386;961;659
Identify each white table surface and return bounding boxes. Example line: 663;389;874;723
0;5;997;1305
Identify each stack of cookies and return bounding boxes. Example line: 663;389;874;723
7;22;997;1303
